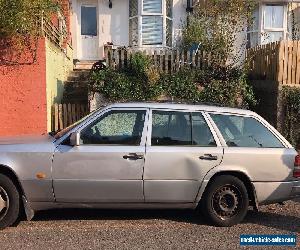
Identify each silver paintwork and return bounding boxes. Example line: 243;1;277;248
0;102;299;220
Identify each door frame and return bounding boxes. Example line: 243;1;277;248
52;107;150;203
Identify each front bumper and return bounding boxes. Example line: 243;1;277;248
253;180;300;205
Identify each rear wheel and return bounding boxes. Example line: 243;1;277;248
200;175;249;227
0;174;20;229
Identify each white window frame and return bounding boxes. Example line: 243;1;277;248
261;3;288;44
247;3;288;48
129;0;173;48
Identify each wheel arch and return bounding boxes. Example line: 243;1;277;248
0;164;25;198
197;170;259;210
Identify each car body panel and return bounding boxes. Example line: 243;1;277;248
144;147;224;202
0;136;55;202
53;145;145;202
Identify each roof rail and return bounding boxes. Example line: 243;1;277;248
145;100;225;107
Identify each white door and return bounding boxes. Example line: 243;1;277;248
79;2;99;60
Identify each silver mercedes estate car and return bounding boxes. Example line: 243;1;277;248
0;103;299;229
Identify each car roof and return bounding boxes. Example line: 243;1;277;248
104;102;257;116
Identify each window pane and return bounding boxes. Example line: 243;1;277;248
264;5;284;29
81;110;146;145
143;0;162;14
166;18;173;47
251;8;259;31
262;31;284;44
247;32;259;48
129;17;139;46
152;111;192;146
81;6;97;36
192;113;216;147
166;0;173;18
142;16;163;45
129;0;138;17
210;114;284;148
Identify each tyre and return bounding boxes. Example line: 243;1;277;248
0;174;20;229
200;175;249;227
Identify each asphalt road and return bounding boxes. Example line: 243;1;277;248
1;199;299;250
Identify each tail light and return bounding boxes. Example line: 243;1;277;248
293;155;300;178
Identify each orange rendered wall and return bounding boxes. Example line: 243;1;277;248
0;39;47;136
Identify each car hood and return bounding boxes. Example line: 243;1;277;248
0;135;55;145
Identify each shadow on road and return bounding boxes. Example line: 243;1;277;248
33;209;205;225
243;209;300;233
32;203;300;232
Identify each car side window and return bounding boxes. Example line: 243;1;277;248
192;113;217;147
210;114;284;148
80;110;146;145
152;111;191;146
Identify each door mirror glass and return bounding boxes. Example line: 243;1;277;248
69;132;81;146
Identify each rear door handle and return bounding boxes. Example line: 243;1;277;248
199;154;218;161
123;153;144;160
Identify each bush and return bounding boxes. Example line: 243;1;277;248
89;53;257;108
282;87;300;149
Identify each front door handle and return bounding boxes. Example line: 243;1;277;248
123;153;144;160
199;154;218;161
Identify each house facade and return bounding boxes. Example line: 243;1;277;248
70;0;300;62
70;0;187;61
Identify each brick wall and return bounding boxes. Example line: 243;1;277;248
0;38;47;136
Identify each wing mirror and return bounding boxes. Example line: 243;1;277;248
69;132;81;146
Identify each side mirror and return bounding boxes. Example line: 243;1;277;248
69;132;81;146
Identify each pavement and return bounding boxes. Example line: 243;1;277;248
0;199;299;250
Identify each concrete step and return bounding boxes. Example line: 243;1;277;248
74;60;98;70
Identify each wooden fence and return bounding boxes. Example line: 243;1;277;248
52;103;89;131
247;41;300;85
105;47;217;73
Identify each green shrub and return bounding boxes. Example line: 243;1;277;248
89;53;256;108
282;87;300;149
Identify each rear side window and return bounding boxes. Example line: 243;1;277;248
152;111;191;146
210;114;284;148
151;111;216;147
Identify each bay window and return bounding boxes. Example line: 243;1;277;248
262;4;286;44
247;3;288;48
129;0;173;47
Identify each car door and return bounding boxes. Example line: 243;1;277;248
144;110;224;203
52;108;148;203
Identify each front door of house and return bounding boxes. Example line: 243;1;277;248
79;1;99;60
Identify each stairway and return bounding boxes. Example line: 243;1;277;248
62;61;95;104
62;69;90;104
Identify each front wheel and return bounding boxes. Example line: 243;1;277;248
200;175;249;227
0;174;20;229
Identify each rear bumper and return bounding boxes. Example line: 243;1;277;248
253;180;300;205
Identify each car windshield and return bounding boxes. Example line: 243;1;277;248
51;110;98;140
